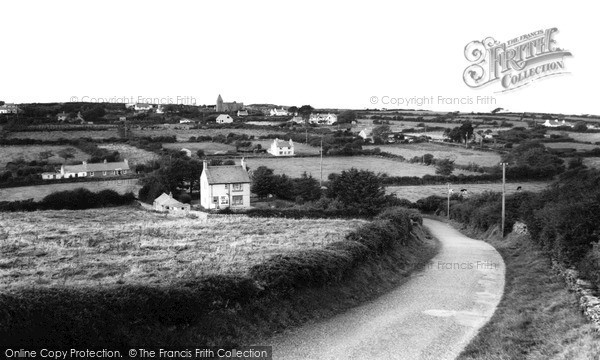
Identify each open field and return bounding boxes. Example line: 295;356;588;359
548;131;600;144
98;143;159;165
245;156;479;179
132;128;286;141
386;181;550;202
0;145;89;168
6;130;119;140
162;142;237;155
0;208;365;289
365;143;501;166
544;142;600;150
0;179;140;202
583;157;600;169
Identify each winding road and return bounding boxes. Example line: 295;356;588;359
268;219;505;360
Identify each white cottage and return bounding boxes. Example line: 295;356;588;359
200;159;251;210
153;193;191;214
216;114;234;124
267;138;294;156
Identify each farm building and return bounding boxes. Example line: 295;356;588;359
200;158;251;210
42;159;131;180
309;113;338;125
359;128;373;140
0;103;20;114
216;114;234;124
57;112;69;122
153;193;190;214
543;119;573;128
270;108;289;116
134;103;153;112
267;138;294;156
237;110;249;116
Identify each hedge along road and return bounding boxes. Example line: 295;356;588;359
268;219;505;360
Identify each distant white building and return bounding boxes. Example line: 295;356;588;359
216;114;234;124
309;113;338;125
268;138;294;156
200;159;251;210
291;115;304;124
543;119;573;128
57;111;69;122
156;105;165;114
270;108;289;116
180;148;192;157
179;118;193;124
0;103;20;114
134;103;153;112
358;128;373;140
237;110;249;116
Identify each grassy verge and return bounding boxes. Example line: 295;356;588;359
456;226;600;360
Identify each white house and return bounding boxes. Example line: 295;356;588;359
134;103;153;112
237;110;249;116
200;159;251;210
291;115;304;124
153;193;190;214
268;138;294;156
309;113;338;125
41;159;130;180
0;103;20;114
156;105;165;114
358;128;373;140
57;112;69;122
216;114;234;124
179;118;193;124
543;119;573;128
270;108;289;116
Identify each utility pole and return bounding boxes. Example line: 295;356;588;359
319;137;323;186
501;162;507;236
447;182;451;219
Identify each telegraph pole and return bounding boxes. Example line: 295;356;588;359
319;137;323;186
447;182;451;220
501;162;507;236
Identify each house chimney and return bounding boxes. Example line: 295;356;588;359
241;157;246;170
169;192;172;198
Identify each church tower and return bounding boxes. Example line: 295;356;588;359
216;94;223;112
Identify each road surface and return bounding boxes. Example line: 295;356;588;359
268;218;505;360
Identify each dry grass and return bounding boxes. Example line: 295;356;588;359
245;156;479;179
0;207;364;290
0;180;140;202
6;130;119;140
387;182;550;202
0;145;89;168
98;143;159;164
583;157;600;169
549;131;600;144
365;143;501;166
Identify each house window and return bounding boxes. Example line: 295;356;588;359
224;184;228;189
232;196;243;206
232;183;242;192
89;172;94;177
212;196;218;203
220;196;229;205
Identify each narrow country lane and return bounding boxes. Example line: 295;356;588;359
268;218;505;360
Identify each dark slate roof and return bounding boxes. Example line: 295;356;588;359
64;160;130;173
204;165;251;184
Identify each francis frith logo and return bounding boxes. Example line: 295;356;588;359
463;28;572;92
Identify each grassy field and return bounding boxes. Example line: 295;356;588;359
0;180;140;202
387;181;550;202
544;142;600;150
162;141;236;155
98;143;159;164
0;145;89;168
0;207;364;289
132;128;285;141
245;156;479;179
365;143;501;166
457;230;600;360
583;157;600;169
548;131;600;144
6;130;119;140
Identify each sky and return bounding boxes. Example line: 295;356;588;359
1;0;597;115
